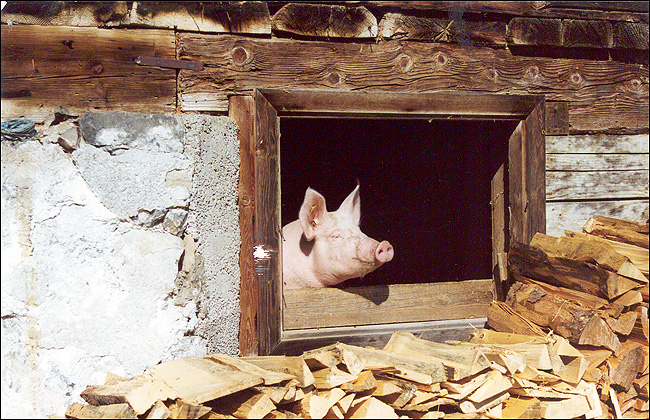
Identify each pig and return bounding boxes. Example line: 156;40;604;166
282;184;394;289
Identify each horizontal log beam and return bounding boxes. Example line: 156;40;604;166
178;34;648;133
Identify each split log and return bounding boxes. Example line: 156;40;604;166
565;230;649;276
146;356;264;406
583;215;649;249
383;331;491;381
311;365;357;390
80;375;174;415
333;343;447;385
65;402;137;419
506;282;622;354
529;232;647;283
206;353;295;385
508;241;640;299
486;300;548;336
347;396;398;419
167;400;211;419
241;355;315;387
302;343;366;376
611;345;646;391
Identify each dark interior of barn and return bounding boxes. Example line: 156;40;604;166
280;117;520;287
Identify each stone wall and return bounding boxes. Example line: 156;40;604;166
1;111;241;417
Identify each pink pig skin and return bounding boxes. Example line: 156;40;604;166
282;185;394;289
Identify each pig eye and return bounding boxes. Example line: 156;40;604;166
330;231;343;240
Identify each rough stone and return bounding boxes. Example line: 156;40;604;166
78;112;184;154
72;143;191;222
162;208;189;236
1;140;204;418
177;114;241;357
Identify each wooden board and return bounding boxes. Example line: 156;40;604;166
546;171;649;201
546;200;649;237
1;25;176;122
177;34;648;132
546;134;649;153
546;153;649;171
283;280;494;330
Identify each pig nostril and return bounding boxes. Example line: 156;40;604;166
376;241;394;263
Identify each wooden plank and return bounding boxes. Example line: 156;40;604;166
546;153;649;171
546;170;649;201
378;12;506;45
272;3;377;38
282;280;494;330
546;200;649;237
546;134;649;153
253;90;282;355
1;25;176;122
177;34;648;133
229;95;258;356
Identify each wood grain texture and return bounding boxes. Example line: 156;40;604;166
283;280;494;330
0;1;271;34
378;12;506;45
229;95;258;356
546;134;649;153
253;91;282;355
178;34;648;132
546;153;649;171
272;3;377;38
546;200;649;237
546;170;649;200
1;25;176;122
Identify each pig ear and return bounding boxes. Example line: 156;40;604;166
337;184;361;226
299;188;329;241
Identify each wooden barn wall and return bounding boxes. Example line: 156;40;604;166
2;1;649;234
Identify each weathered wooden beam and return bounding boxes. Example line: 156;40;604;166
178;34;648;133
508;17;649;50
283;280;494;330
1;25;176;122
0;1;271;34
364;1;649;22
378;12;506;46
272;3;377;38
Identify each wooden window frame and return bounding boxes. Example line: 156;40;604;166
230;88;546;356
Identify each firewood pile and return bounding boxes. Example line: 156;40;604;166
65;215;648;419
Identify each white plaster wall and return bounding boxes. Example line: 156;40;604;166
1;112;241;418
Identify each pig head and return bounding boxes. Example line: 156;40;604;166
282;185;394;289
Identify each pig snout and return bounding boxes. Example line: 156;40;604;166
375;240;394;263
